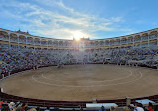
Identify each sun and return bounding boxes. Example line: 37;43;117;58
73;31;83;41
74;36;81;41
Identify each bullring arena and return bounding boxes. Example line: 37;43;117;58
1;64;158;101
0;27;158;109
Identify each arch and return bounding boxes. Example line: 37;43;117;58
41;39;47;45
109;39;114;45
0;31;9;40
19;35;26;38
115;38;120;41
120;37;127;44
141;33;148;41
34;38;40;41
27;37;34;44
95;41;99;46
134;35;141;42
149;31;157;40
105;40;110;46
91;41;95;44
121;37;126;40
10;33;18;42
19;35;26;43
149;31;157;35
48;40;53;46
114;39;120;42
127;36;133;43
127;36;133;39
10;33;18;37
113;39;120;45
0;31;9;36
59;41;63;44
120;36;126;40
142;33;148;37
109;39;114;41
34;38;40;45
27;36;33;39
135;35;140;38
99;40;103;43
99;41;104;45
52;40;58;46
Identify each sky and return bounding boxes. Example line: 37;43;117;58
0;0;158;40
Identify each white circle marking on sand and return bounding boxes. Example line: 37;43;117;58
32;70;143;87
41;66;133;83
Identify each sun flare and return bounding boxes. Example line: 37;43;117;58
73;31;83;41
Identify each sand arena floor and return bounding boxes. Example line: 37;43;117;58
0;64;158;101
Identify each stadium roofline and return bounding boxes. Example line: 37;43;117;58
0;27;158;41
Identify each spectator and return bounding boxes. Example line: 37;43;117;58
44;107;50;111
0;99;5;110
28;108;37;111
1;100;9;111
148;102;154;111
134;103;144;111
20;103;28;111
8;102;15;111
99;106;106;111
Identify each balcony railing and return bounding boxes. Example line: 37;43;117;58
0;34;157;48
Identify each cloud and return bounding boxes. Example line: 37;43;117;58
0;0;129;39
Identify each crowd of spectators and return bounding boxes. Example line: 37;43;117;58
0;45;157;76
0;98;157;111
127;102;156;111
0;99;36;111
109;47;158;67
0;47;53;75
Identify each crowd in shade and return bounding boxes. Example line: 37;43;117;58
0;99;61;111
109;47;158;66
0;44;158;75
0;99;35;111
127;102;155;111
0;47;52;75
0;98;157;111
0;99;71;111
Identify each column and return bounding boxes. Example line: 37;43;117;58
132;36;134;49
47;40;48;50
18;35;19;49
40;39;42;50
156;33;158;47
2;74;4;78
26;37;27;48
109;40;110;49
33;38;35;51
148;34;149;47
9;33;11;49
119;38;121;48
140;35;142;48
126;97;131;106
